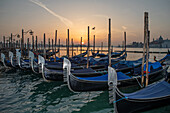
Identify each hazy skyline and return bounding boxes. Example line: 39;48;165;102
0;0;170;46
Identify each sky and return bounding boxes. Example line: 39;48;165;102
0;0;170;46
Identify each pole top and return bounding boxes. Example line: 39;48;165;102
144;12;148;17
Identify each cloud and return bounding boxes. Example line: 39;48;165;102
29;0;73;27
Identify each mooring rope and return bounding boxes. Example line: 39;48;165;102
134;77;143;88
113;96;128;103
98;70;107;75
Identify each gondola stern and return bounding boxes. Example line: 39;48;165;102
108;66;120;113
63;58;71;82
9;51;13;64
63;58;76;93
108;66;118;104
29;51;39;74
1;53;8;68
38;55;48;81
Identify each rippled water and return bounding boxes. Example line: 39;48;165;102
0;47;170;113
0;68;113;113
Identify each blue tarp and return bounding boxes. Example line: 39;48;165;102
24;59;29;62
143;62;162;72
124;81;170;99
75;61;163;82
112;57;143;69
49;57;63;62
77;72;131;81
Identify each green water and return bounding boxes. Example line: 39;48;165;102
0;67;169;113
0;48;170;113
0;68;112;113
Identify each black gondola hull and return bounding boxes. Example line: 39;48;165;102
115;89;170;113
69;74;108;91
68;67;167;92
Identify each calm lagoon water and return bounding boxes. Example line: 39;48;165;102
0;47;169;113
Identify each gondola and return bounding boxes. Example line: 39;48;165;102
72;50;88;58
1;53;10;68
1;51;18;68
1;49;34;69
92;49;126;58
36;48;60;60
29;50;89;74
108;67;170;113
9;51;19;68
65;58;168;92
112;57;144;73
38;55;108;81
38;52;127;81
15;49;31;70
28;50;39;73
93;52;126;63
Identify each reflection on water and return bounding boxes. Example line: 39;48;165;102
0;47;169;113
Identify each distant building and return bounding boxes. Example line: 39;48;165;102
126;36;170;48
161;39;170;48
126;42;143;48
150;36;170;48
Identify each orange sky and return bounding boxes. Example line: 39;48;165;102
0;0;170;46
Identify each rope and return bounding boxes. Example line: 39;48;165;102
134;77;143;88
98;70;107;75
98;71;104;75
113;96;128;103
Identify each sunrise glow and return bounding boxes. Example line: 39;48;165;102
0;0;170;46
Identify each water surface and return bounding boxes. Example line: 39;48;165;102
0;47;169;113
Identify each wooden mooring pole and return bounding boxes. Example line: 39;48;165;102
80;37;82;54
44;33;46;59
101;42;103;53
124;31;127;61
67;29;70;58
72;38;74;57
32;36;34;52
36;36;38;51
10;33;12;49
146;30;150;87
108;18;111;67
93;35;95;52
41;41;43;51
141;12;149;87
21;29;24;57
48;38;50;50
58;39;60;57
52;39;54;54
87;26;90;68
54;30;57;62
27;38;29;50
66;39;68;56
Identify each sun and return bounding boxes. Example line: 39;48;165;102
82;42;84;45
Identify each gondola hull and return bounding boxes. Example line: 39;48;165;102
68;73;107;91
43;67;107;81
118;67;168;87
67;67;168;92
115;88;170;113
43;68;63;81
108;66;170;113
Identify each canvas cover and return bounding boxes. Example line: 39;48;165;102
124;81;170;99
